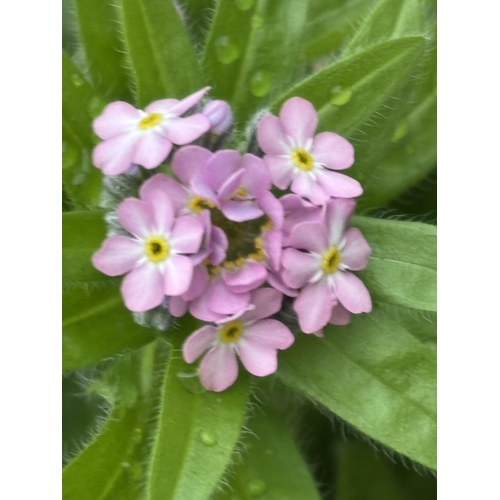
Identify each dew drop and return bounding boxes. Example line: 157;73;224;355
62;142;79;169
71;73;85;87
235;0;254;10
177;370;205;394
246;478;267;496
199;430;217;446
121;461;131;469
72;172;87;185
250;70;271;97
264;448;274;456
392;119;409;142
132;428;143;444
330;86;352;106
250;13;264;29
88;96;106;119
216;36;241;65
216;397;223;403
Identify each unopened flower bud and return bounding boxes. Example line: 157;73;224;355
203;100;233;135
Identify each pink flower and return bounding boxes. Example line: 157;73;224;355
183;288;295;392
92;87;211;176
92;189;205;312
203;100;234;135
257;97;362;205
281;198;372;333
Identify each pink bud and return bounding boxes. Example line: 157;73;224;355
203;100;234;135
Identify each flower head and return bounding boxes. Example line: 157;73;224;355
281;198;372;333
92;87;211;175
257;97;362;205
203;100;234;135
92;189;205;311
183;288;295;392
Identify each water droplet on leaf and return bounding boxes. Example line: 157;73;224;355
216;36;240;65
246;479;267;496
235;0;254;10
251;14;264;29
121;461;131;469
71;73;85;87
199;430;217;446
250;70;271;97
88;97;106;119
62;142;79;169
330;86;352;106
177;370;205;394
128;462;143;482
392;120;409;142
132;428;143;444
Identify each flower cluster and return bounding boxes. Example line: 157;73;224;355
92;89;372;392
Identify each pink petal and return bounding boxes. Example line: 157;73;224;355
163;255;194;296
145;98;179;114
263;229;282;271
312;132;354;170
93;101;141;140
236;339;278;377
168;295;188;317
118;197;155;237
162;114;210;145
182;325;217;363
168;86;211;115
294;280;336;334
279;97;318;145
199;345;238;392
147;189;174;234
172;145;213;186
334;271;372;313
243;319;294;350
240;288;283;323
315;169;363;199
92;236;142;276
257;114;290;155
330;301;351;325
291;172;329;205
189;291;226;322
240;154;271;197
121;264;164;311
140;174;189;214
341;228;371;270
209;226;228;265
281;248;319;289
324;198;356;246
132;132;172;169
258;191;284;229
92;133;138;176
170;216;204;254
222;262;267;294
264;156;294;189
220;200;263;222
218;169;245;201
202;150;242;192
267;271;300;297
183;265;209;301
208;277;251;315
289;222;329;253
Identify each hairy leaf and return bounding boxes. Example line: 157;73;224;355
62;52;103;207
115;0;201;106
353;216;436;312
203;0;309;123
278;303;437;469
214;407;321;499
146;332;250;500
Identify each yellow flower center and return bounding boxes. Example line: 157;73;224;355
219;321;244;343
145;235;170;263
235;187;247;197
188;195;215;213
321;246;341;274
223;256;247;270
291;148;314;171
138;112;163;130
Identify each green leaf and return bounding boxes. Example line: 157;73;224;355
62;52;104;207
214;408;321;500
344;0;424;55
146;332;251;500
177;0;217;49
278;303;437;469
115;0;201;106
274;36;425;135
353;216;436;312
63;406;143;500
62;210;109;286
302;0;378;62
73;0;133;101
63;285;155;371
203;0;309;124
